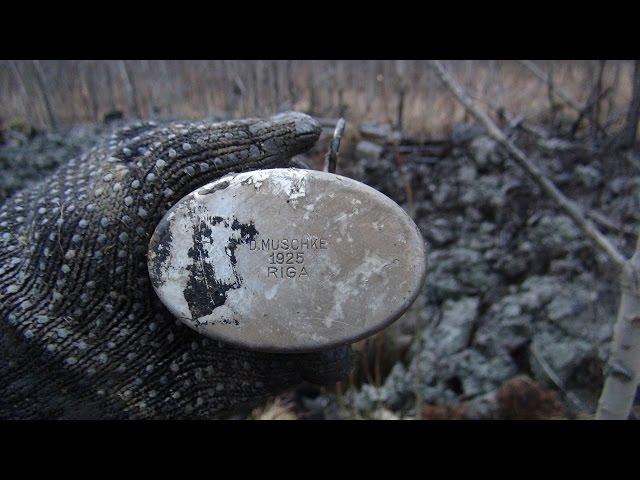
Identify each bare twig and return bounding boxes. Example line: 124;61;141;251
618;60;640;149
468;91;549;140
251;60;263;115
286;60;298;107
430;60;627;269
517;60;582;113
570;61;609;139
233;63;247;95
118;60;141;118
9;60;34;127
31;60;57;129
308;63;319;116
395;60;407;131
392;143;415;218
587;209;637;237
80;61;100;122
546;61;558;128
530;342;590;413
590;61;607;140
571;86;612;138
324;117;346;174
270;60;281;111
103;61;117;113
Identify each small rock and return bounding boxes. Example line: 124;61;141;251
356;141;384;161
495;254;528;280
423;218;456;247
370;407;401;420
360;122;393;141
427;248;499;301
433;296;480;355
537;137;576;153
451;122;484;145
574;164;602;189
458;164;478;183
469;136;498;167
530;333;595;386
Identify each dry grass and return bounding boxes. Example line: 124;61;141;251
495;375;566;420
420;375;567;420
0;60;634;136
421;404;469;420
251;397;297;420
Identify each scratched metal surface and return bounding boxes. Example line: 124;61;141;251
148;168;427;352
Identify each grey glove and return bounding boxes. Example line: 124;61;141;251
0;112;353;419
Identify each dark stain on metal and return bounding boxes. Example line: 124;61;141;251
182;215;259;322
228;218;259;266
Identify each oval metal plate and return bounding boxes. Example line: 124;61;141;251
148;168;427;352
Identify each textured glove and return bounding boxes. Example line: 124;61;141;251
0;112;353;419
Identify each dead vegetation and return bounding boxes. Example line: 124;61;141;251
1;61;636;138
421;376;565;420
494;376;566;420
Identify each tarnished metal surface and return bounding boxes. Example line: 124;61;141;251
148;168;427;352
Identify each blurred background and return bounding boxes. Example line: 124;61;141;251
1;60;639;419
1;60;636;135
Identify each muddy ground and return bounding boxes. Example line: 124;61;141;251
2;117;639;419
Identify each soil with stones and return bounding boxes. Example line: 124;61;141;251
2;118;639;419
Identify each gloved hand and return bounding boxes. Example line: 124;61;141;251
0;112;353;419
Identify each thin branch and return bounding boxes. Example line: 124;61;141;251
430;60;628;269
590;60;607;140
530;342;590;413
395;60;407;131
324;118;346;174
468;90;549;140
517;60;583;113
118;60;141;118
570;86;612;138
618;60;640;149
570;61;610;139
9;60;34;127
286;60;298;107
31;60;57;129
587;209;637;237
